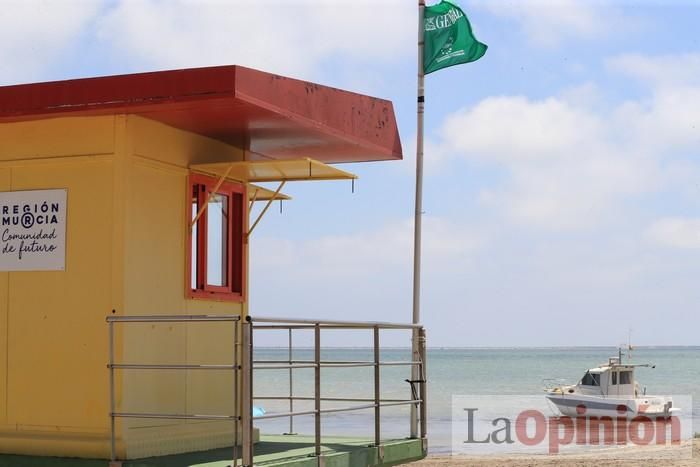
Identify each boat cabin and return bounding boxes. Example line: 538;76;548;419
578;357;644;398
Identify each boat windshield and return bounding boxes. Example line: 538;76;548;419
581;371;600;386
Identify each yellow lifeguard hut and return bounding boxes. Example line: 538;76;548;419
0;66;426;467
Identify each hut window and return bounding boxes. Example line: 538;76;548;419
188;174;245;301
207;193;229;287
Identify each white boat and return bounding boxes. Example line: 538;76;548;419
544;349;679;419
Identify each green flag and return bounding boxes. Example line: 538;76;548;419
423;1;487;74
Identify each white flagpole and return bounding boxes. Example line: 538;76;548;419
411;0;426;440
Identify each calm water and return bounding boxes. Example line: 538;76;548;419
252;347;700;453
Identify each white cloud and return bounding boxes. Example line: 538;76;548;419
429;51;700;231
96;0;413;80
442;96;603;164
401;134;453;175
608;54;700;154
620;87;700;153
0;0;101;84
608;53;700;88
252;216;483;279
248;216;484;330
647;217;700;249
470;0;627;47
606;54;700;151
438;94;658;230
558;82;603;110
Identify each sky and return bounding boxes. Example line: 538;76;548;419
1;0;698;347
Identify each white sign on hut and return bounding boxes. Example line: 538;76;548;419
0;189;67;271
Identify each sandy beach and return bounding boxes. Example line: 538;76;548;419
404;438;699;466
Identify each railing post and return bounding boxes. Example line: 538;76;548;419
314;323;321;458
108;319;117;463
241;319;254;466
373;326;381;455
233;320;239;467
410;327;419;438
418;327;427;448
286;328;295;435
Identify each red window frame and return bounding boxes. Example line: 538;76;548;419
187;173;246;301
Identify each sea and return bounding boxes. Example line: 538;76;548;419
252;347;700;454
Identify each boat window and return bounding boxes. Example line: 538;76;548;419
619;371;632;385
581;371;600;386
612;371;617;385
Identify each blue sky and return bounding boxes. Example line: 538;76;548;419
2;0;699;346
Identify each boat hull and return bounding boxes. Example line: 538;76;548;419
545;393;675;419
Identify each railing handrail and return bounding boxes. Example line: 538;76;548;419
250;400;423;421
253;396;414;402
250;316;421;329
109;363;238;370
253;360;421;368
107;314;241;323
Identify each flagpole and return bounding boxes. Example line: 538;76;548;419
411;0;426;440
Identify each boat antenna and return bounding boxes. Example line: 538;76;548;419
627;327;633;362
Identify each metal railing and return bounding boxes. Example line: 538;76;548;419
106;314;427;467
244;316;427;465
106;314;242;465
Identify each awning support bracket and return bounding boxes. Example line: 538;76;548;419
190;162;236;229
248;187;260;212
247;181;286;238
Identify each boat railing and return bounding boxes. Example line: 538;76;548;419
106;314;427;467
542;378;569;391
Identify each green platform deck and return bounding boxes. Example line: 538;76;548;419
0;435;426;467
